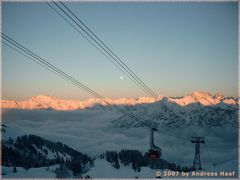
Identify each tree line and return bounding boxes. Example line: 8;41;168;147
101;149;193;172
2;134;94;176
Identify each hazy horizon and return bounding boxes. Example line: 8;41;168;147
2;90;238;102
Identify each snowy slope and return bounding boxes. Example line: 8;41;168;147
82;158;157;178
82;159;238;178
3;159;237;179
2;164;59;178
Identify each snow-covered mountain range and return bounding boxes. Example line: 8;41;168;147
1;91;238;111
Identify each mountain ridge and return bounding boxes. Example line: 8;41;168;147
1;91;238;111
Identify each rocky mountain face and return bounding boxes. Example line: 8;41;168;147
113;92;238;129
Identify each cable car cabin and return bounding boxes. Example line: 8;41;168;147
148;128;162;159
148;149;161;159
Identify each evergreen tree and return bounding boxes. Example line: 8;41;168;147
113;158;120;169
13;166;17;173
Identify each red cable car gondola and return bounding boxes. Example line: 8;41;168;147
148;128;161;159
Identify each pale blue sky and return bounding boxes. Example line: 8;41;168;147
2;2;238;100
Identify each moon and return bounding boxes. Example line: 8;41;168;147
120;76;124;80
